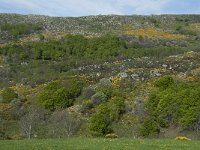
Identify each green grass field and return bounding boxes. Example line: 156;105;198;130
0;138;199;150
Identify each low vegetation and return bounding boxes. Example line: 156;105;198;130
0;138;199;150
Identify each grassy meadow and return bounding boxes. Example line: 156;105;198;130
0;138;199;150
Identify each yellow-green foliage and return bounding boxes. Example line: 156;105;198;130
11;85;32;100
124;28;185;39
111;77;121;88
0;103;12;120
0;103;11;111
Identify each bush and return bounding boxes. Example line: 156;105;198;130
80;100;93;114
90;96;125;136
91;92;107;106
38;81;72;110
96;85;112;100
154;76;175;90
108;96;125;120
99;78;112;87
144;77;200;134
175;136;191;140
82;87;95;99
1;88;18;103
90;103;113;136
140;118;160;137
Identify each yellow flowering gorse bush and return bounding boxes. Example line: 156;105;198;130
105;133;118;138
175;136;191;140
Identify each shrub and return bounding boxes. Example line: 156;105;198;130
108;96;125;120
140;118;160;137
175;136;191;140
90;112;112;136
144;77;200;134
90;103;113;136
96;85;112;100
91;92;107;106
154;76;175;90
38;81;73;110
90;96;126;136
82;87;95;99
80;100;93;114
99;78;112;87
1;88;18;103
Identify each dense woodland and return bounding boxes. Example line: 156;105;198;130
1;14;200;139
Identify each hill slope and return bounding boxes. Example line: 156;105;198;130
1;13;200;140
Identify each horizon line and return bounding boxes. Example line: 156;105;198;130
1;12;200;18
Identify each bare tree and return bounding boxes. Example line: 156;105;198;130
19;107;48;139
48;110;80;138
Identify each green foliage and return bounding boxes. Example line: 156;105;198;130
90;96;125;135
1;14;200;139
140;118;160;137
143;77;200;136
154;76;175;90
63;79;82;99
91;92;107;106
38;80;81;111
2;23;42;37
176;25;197;36
90;104;112;136
82;87;95;99
96;86;112;100
0;34;124;62
1;88;18;103
108;97;125;120
80;100;93;114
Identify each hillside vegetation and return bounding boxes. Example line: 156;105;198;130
1;14;200;140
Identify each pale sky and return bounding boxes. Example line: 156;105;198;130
0;0;200;16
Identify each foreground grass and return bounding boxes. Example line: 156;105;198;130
0;138;200;150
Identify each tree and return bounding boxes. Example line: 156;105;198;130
19;108;48;139
90;104;112;136
38;81;73;111
108;96;125;120
48;110;80;138
90;96;125;136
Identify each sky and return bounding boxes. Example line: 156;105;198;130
0;0;200;17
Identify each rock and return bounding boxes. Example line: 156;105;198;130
131;74;140;81
150;69;161;77
99;78;112;87
118;72;128;78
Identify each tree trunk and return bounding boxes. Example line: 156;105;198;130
28;125;32;139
